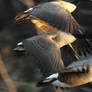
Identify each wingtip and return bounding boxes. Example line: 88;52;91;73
61;1;77;13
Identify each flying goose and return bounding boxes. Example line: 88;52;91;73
37;55;92;88
14;31;76;77
15;0;78;33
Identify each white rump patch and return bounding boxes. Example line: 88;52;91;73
24;8;33;13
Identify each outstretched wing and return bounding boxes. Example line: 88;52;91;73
23;36;64;77
63;55;92;73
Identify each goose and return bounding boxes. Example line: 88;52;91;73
15;0;78;33
37;55;92;88
14;31;76;77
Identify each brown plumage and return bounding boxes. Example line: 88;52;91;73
15;1;78;33
37;55;92;87
14;31;76;77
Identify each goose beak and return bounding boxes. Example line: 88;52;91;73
15;12;39;24
15;12;30;24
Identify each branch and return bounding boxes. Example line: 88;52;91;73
0;55;17;92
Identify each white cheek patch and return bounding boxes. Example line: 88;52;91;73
17;42;23;46
46;73;58;79
24;8;33;13
52;80;65;87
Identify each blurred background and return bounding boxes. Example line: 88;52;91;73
0;0;92;92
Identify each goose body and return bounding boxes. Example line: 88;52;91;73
37;55;92;87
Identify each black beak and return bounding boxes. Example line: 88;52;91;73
15;12;30;24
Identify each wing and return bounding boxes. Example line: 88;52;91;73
15;1;79;33
23;36;64;77
63;55;92;73
72;38;92;58
58;56;92;86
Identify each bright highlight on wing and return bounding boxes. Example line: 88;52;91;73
51;1;77;13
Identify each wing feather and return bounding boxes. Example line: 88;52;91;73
30;2;80;33
63;55;92;73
